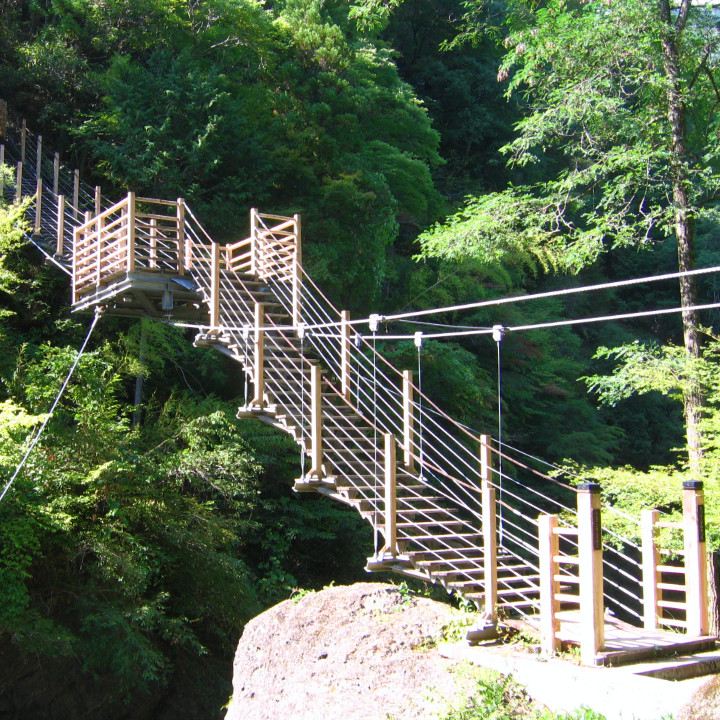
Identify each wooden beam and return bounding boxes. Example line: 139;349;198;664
382;432;398;557
402;370;415;471
292;213;302;326
683;480;709;636
480;434;497;619
210;242;221;329
36;135;42;180
578;483;604;665
539;513;560;656
95;185;101;217
250;207;258;275
341;310;352;401
177;198;186;273
34;177;42;234
55;194;64;256
126;192;135;272
15;161;21;202
73;169;79;220
251;302;265;408
641;508;660;631
53;152;59;195
308;364;324;478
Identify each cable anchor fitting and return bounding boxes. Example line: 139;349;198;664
492;325;506;344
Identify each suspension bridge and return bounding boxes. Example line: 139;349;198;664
1;100;716;669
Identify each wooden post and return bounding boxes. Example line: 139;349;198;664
36;135;42;180
56;195;65;256
292;213;302;327
87;210;102;286
250;207;258;275
402;370;416;471
381;432;398;557
341;310;352;401
149;217;157;269
15;161;22;202
72;226;79;303
578;483;604;665
0;100;7;138
308;364;324;478
539;513;560;656
53;152;59;195
72;169;80;220
642;508;660;631
251;302;265;408
94;186;101;217
177;198;187;272
210;242;221;330
126;192;135;272
20;120;26;164
481;434;498;619
34;177;42;234
683;480;709;636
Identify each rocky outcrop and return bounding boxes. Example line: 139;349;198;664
225;582;470;720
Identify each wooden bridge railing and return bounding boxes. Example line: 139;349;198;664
641;480;709;636
72;192;302;329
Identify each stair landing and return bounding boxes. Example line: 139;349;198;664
545;610;717;667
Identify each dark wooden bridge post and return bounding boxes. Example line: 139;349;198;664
641;508;660;630
578;482;604;665
683;480;709;636
15;162;21;202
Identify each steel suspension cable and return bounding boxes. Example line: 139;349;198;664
0;308;101;504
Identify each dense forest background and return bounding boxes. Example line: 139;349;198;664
1;0;720;717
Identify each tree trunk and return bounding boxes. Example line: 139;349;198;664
660;0;704;476
707;549;720;636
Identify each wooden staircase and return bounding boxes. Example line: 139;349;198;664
3;104;716;666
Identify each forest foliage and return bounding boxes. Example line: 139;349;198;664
2;0;720;715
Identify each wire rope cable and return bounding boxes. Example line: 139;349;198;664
302;265;720;332
0;308;101;504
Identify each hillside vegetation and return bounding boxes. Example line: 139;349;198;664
1;1;720;717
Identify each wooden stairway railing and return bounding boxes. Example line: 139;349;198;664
2;103;713;666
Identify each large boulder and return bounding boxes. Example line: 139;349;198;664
225;582;469;720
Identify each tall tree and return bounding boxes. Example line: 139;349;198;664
419;0;720;473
